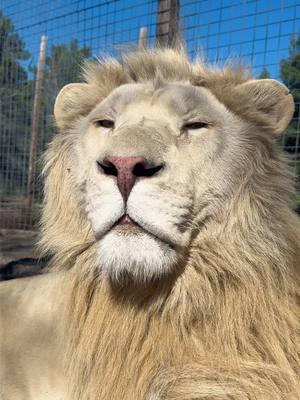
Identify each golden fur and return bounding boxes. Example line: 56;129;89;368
3;47;300;400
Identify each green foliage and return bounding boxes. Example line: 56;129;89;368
280;35;300;141
0;10;32;197
0;10;29;85
280;34;300;210
280;35;300;103
38;39;91;150
0;10;91;199
257;67;271;79
45;39;91;93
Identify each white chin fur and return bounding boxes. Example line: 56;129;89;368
97;230;178;282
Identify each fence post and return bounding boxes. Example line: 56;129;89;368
27;35;48;211
139;27;148;49
156;0;180;47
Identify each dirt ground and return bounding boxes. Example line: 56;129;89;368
0;229;47;279
0;229;38;266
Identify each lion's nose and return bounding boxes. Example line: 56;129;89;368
98;156;163;200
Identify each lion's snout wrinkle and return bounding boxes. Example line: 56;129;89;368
100;156;163;201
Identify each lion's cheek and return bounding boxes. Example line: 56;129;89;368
85;178;125;238
127;182;193;248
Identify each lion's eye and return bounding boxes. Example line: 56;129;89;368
184;122;208;130
93;119;114;129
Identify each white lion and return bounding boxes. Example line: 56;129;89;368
1;47;299;400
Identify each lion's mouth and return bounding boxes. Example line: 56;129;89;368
112;214;145;234
117;214;135;225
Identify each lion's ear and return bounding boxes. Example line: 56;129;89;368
234;79;294;135
54;83;100;130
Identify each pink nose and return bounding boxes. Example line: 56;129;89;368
105;156;145;200
99;156;163;201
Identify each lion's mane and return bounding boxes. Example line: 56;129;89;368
41;48;300;399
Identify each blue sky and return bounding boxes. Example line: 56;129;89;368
1;0;300;78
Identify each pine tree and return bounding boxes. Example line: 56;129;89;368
280;34;300;210
36;39;91;154
0;10;32;197
258;67;271;79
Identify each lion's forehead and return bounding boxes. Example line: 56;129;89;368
92;82;225;121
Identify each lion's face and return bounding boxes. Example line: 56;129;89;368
51;51;293;283
73;82;242;281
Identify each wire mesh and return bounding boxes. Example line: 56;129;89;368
0;0;299;230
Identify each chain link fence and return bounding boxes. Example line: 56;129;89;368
0;0;299;231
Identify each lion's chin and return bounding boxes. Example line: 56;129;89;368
96;229;178;283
